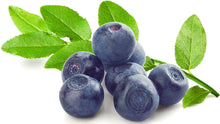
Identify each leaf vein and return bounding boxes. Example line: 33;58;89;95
3;45;66;49
188;17;196;71
11;7;42;32
105;2;116;22
43;8;84;40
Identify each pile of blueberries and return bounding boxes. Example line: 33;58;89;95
59;22;189;122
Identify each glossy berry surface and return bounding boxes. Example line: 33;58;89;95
127;42;146;66
61;51;104;83
59;74;104;118
105;62;146;95
114;74;159;121
148;64;189;105
92;22;136;65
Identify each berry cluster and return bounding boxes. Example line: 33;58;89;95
59;22;189;121
60;51;104;118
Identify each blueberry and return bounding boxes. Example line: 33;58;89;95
148;64;189;105
127;42;146;66
114;74;159;121
105;62;147;95
59;74;104;118
102;43;145;72
102;63;112;72
92;22;136;65
61;52;104;83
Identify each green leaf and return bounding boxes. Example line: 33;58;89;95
183;85;210;108
153;59;166;66
9;6;50;33
1;32;67;58
40;5;91;41
143;56;156;71
143;56;167;71
175;14;206;70
98;1;139;41
45;40;93;70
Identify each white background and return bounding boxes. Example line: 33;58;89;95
0;0;220;124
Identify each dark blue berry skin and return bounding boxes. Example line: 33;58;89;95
102;63;112;72
59;74;104;118
102;43;146;72
127;42;146;66
148;64;189;106
105;62;146;95
92;22;136;65
61;52;104;83
114;74;159;122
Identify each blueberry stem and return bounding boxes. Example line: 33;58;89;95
183;71;219;97
152;58;219;97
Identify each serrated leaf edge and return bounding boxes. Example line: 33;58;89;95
9;6;48;33
40;5;90;41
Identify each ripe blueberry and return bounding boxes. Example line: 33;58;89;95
92;22;136;65
102;43;146;72
148;64;189;105
61;51;104;83
127;42;146;66
59;74;104;118
114;74;159;121
105;62;146;95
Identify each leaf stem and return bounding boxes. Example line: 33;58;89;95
188;69;192;75
183;71;219;97
152;58;219;97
